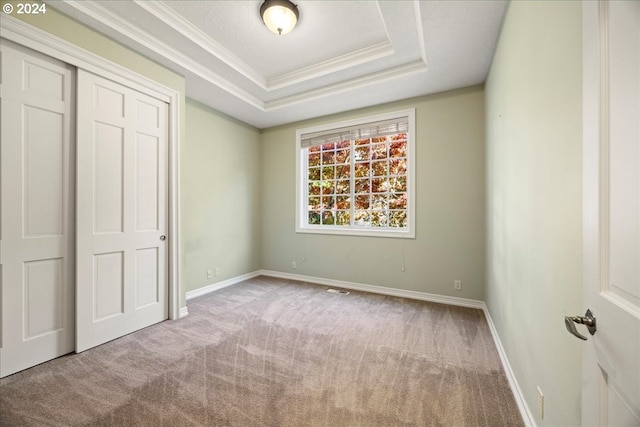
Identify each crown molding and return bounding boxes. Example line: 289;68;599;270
413;0;428;65
267;41;395;90
57;0;419;95
61;0;265;109
31;0;506;129
134;0;267;88
49;0;429;114
265;60;427;110
134;1;397;92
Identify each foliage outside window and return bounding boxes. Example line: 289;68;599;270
296;109;415;238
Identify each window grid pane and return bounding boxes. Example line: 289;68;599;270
305;132;408;230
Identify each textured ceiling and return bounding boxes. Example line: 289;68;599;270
46;0;507;129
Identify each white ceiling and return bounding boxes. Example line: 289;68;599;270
46;0;507;129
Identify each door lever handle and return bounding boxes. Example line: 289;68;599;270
565;309;597;341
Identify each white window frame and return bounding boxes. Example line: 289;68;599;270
295;108;416;239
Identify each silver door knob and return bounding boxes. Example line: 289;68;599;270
160;235;166;241
565;309;596;341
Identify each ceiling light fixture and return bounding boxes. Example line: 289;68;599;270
260;0;299;35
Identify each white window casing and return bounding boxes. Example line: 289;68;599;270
296;108;416;238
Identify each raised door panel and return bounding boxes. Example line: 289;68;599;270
135;133;160;231
24;258;64;338
23;59;65;101
93;252;125;320
95;84;125;118
24;106;64;237
136;248;159;308
94;123;125;234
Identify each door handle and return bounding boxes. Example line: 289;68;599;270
565;309;597;341
160;235;166;241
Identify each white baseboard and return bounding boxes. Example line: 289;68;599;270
179;306;189;318
482;304;536;427
258;269;485;309
184;268;533;426
185;270;262;300
183;268;483;309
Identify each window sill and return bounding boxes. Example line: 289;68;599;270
296;225;415;239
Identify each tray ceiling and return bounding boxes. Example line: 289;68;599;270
46;0;507;129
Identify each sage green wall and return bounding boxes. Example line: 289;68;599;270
183;100;262;292
260;87;486;300
485;2;583;426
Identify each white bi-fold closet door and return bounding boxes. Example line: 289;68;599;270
0;42;169;377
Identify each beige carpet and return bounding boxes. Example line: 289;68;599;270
0;276;524;426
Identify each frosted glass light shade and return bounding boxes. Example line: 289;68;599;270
260;0;299;35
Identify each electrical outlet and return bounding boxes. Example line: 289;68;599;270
537;386;544;420
214;268;220;277
291;261;297;269
207;269;213;280
454;280;462;290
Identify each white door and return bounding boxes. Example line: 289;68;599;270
0;41;75;377
581;1;640;425
76;70;168;352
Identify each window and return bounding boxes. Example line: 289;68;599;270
296;109;415;238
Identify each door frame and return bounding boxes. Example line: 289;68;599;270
582;0;604;422
0;15;183;321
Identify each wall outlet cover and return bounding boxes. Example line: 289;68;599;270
537;386;544;420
